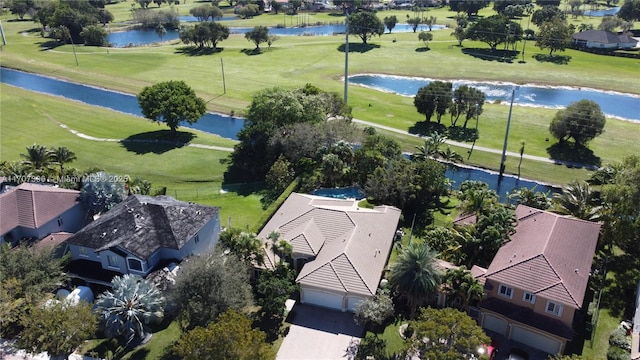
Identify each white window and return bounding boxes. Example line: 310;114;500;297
79;247;89;257
498;284;513;299
523;292;536;304
546;301;563;316
107;255;119;268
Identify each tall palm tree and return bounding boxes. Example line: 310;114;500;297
52;146;77;176
460;188;498;216
95;274;165;346
551;180;603;221
439;146;463;167
442;266;484;311
388;242;442;317
20;144;54;171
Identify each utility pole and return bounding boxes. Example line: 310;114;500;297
499;86;518;177
220;58;226;94
343;11;349;104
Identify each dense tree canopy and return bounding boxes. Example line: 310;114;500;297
348;11;385;44
601;155;640;254
618;0;640;21
173;309;275;360
226;85;351;182
406;307;490;359
171;251;253;330
383;15;398;33
535;16;573;55
189;4;223;21
34;0;112;44
549;99;606;145
451;85;485;128
532;5;566;26
449;0;491;17
137;80;206;134
179;21;230;49
465;15;523;50
353;290;394;328
19;301;97;359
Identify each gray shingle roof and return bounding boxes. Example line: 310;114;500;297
484;205;600;309
572;29;638;44
259;193;401;297
66;195;219;260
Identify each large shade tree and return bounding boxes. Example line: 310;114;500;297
348;11;385;44
171;251;253;330
19;301;97;360
406;307;490;359
549;99;606;146
618;0;640;21
245;25;269;50
414;81;453;123
388;242;442;316
95;274;165;346
173;309;275;360
535;16;573;55
465;15;523;50
137;80;206;135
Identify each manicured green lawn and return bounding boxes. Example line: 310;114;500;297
0;84;266;230
2;9;637;186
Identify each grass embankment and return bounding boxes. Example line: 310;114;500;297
1;11;638;185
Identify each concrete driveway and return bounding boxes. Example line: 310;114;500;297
277;304;364;360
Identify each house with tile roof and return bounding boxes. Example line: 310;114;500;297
66;195;220;282
572;29;638;50
476;205;600;355
0;183;86;247
258;193;401;312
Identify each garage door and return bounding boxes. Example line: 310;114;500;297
302;289;343;311
482;314;508;335
346;296;366;312
510;326;562;355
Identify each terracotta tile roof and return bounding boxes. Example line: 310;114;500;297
259;193;401;297
484;205;600;309
0;183;80;235
66;195;219;260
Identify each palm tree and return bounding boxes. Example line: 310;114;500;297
551;180;603;221
95;274;165;347
52;146;77;176
413;132;447;161
20;144;53;171
438;146;463;167
388;242;442;317
442;267;484;311
460;188;498;216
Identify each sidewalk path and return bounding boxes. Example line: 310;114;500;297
352;118;600;170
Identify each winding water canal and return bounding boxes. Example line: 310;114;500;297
349;74;640;121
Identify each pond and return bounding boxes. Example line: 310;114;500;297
582;6;620;16
106;23;446;47
0;67;245;140
348;74;640;121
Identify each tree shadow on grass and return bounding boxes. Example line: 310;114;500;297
415;47;431;52
546;141;601;168
175;46;224;56
37;40;66;50
408;121;447;137
533;53;572;64
241;48;264;55
461;48;519;62
446;126;478;142
337;43;380;53
120;130;196;155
